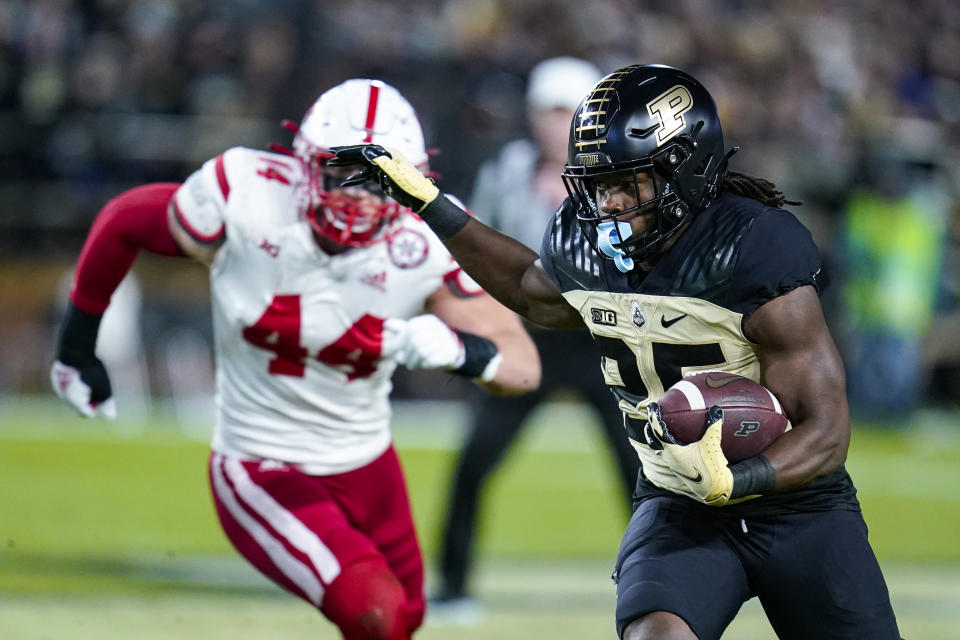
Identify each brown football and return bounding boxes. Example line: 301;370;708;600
656;372;787;462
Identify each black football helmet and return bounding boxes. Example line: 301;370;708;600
562;64;733;266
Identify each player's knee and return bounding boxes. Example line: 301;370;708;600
351;604;403;640
623;611;697;640
322;559;408;640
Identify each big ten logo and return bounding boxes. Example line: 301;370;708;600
590;308;617;326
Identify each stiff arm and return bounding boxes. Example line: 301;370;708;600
424;282;541;394
329;144;583;329
418;215;583;329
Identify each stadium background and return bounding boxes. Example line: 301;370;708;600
2;1;959;638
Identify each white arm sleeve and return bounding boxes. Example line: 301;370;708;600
171;154;229;243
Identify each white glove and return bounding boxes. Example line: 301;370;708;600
383;314;466;371
50;359;117;420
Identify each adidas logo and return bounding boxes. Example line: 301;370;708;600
361;270;387;292
258;459;288;472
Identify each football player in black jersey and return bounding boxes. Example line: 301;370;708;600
331;64;902;640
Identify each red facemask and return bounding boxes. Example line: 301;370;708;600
298;149;406;248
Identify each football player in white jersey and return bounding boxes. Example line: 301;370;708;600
50;79;540;640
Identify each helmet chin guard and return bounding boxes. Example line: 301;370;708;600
290;79;430;247
562;64;731;265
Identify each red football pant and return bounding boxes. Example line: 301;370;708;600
208;446;425;639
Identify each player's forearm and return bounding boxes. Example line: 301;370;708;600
70;183;184;314
419;197;578;327
760;375;851;492
476;327;542;395
762;417;849;491
441;217;540;313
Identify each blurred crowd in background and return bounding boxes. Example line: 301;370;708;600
1;0;958;421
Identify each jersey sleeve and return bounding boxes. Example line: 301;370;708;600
728;209;823;315
539;200;606;293
442;266;485;298
171;151;232;244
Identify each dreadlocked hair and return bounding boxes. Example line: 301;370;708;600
718;171;801;208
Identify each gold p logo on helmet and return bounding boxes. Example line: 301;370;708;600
646;85;694;147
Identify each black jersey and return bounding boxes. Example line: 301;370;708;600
540;193;858;514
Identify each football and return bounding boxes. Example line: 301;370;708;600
656;372;787;462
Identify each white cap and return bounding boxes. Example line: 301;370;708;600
526;57;603;111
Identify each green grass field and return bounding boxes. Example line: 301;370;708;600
2;398;959;639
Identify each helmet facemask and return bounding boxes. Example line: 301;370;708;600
295;140;403;247
563;64;730;271
288;79;431;248
563;131;707;268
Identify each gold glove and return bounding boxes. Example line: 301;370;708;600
644;404;733;506
329;144;438;212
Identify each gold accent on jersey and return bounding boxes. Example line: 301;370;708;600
565;289;761;415
564;288;762;486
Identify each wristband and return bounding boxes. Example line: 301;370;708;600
57;303;103;365
729;455;775;499
418;195;471;240
452;330;498;379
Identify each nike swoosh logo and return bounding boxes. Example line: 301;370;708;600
660;314;687;328
705;374;741;388
676;469;703;483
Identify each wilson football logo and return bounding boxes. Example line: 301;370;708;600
704;373;741;388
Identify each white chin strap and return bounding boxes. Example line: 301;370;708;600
596;221;635;272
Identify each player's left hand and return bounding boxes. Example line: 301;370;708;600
644;403;733;505
328;145;439;213
383;314;465;371
50;359;117;420
51;303;117;420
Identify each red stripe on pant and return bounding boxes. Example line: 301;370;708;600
207;447;425;635
209;453;328;604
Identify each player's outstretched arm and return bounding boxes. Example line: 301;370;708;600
745;284;851;491
51;183;190;418
330;144;583;329
425;284;541;395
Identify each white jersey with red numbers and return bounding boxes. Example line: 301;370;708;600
172;146;480;475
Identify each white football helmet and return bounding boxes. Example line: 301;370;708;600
292;79;429;247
